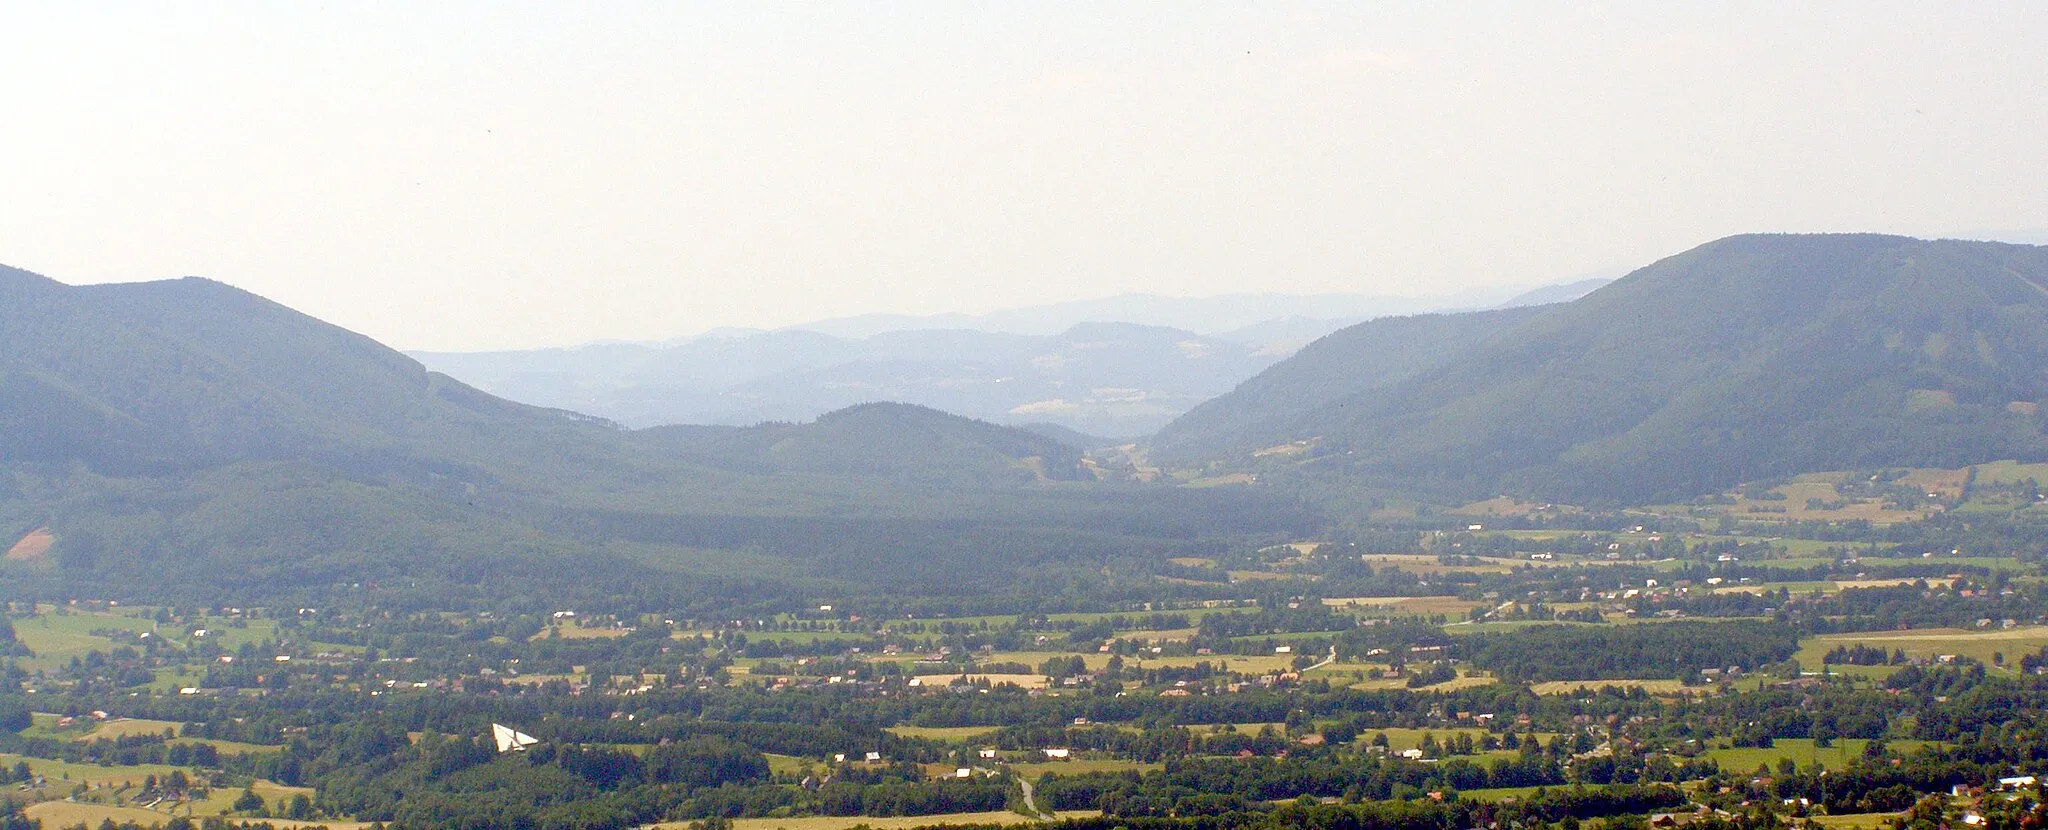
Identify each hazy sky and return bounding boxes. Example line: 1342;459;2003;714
4;3;2045;350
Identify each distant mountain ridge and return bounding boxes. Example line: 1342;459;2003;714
412;279;1612;435
1153;234;2048;502
777;288;1530;339
415;322;1286;436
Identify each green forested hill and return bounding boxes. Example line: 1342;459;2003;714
1149;305;1553;463
636;402;1087;486
1152;234;2048;502
0;266;1314;604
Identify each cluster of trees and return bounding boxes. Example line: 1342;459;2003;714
1462;621;1799;682
0;617;30;658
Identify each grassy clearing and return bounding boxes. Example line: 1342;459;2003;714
1810;813;1905;830
980;651;1113;672
1701;738;1930;773
1226;570;1299;582
85;718;185;740
883;607;1249;633
9;609;159;672
532;625;631;641
0;752;187;788
886;725;1003;742
1325;596;1487;617
1529;679;1692;696
1155;654;1296;674
1971;461;2048;487
25;800;359;830
1351;728;1497;752
181;779;321;816
1795;627;2048;671
765;753;814;776
1351;673;1499;692
1119;627;1200;642
1457;785;1547;802
1304;661;1393;681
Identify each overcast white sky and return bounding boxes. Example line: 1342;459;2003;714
3;3;2045;350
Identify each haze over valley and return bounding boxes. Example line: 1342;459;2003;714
409;281;1607;435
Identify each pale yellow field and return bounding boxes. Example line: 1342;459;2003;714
914;673;1048;689
981;651;1114;671
1796;626;2048;670
4;527;52;561
1351;674;1498;692
1833;578;1951;590
532;625;631;641
26;800;364;830
87;718;185;740
1529;679;1691;696
1325;596;1488;617
666;811;1101;830
1119;627;1200;642
1811;812;1906;830
1303;661;1394;679
1897;467;1970;500
885;725;1003;741
1158;654;1295;673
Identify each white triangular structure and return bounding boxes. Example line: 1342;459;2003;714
492;723;540;752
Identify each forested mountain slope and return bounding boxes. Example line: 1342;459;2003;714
1150;306;1555;463
637;402;1087;487
0;266;612;473
1153;234;2048;502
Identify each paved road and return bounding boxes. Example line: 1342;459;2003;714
1019;776;1050;818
